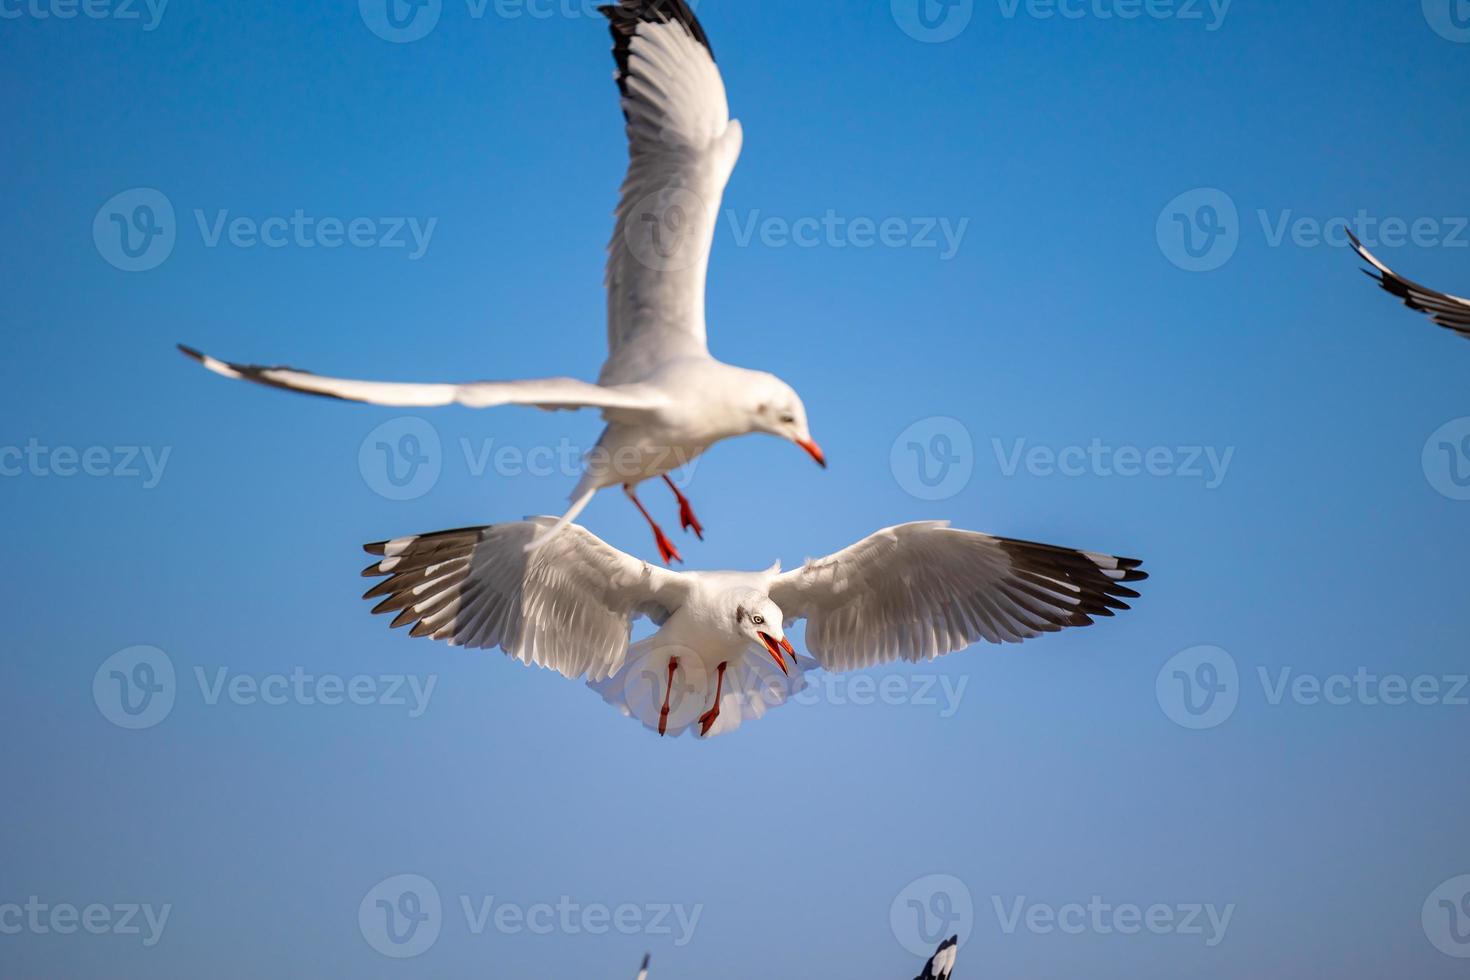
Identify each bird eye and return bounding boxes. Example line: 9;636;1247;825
752;615;765;625
779;414;795;424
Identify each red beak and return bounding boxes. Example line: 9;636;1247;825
796;438;827;469
758;633;791;675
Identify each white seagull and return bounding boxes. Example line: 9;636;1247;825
915;936;959;980
1348;230;1470;341
178;0;824;564
361;520;1146;738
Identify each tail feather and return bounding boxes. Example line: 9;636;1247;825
589;637;811;739
525;487;598;554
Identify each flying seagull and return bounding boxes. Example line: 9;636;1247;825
178;0;823;564
361;520;1146;738
915;936;959;980
1348;230;1470;340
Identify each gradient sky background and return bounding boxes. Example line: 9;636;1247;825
4;0;1470;977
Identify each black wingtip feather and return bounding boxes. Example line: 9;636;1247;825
601;0;714;105
915;934;959;980
177;343;204;362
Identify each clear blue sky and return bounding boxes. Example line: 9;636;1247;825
4;1;1470;977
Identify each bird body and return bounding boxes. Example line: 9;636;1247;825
361;519;1146;739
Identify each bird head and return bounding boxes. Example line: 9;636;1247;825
734;593;794;675
748;374;825;468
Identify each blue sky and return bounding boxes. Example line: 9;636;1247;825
4;0;1470;976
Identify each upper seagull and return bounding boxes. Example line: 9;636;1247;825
1348;230;1470;341
178;0;823;564
361;519;1146;739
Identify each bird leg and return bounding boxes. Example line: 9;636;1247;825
625;484;682;565
698;662;728;737
658;657;681;737
663;475;704;540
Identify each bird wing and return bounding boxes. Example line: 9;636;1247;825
179;345;667;414
635;953;650;980
362;520;689;682
1349;231;1470;339
768;522;1147;673
597;0;743;385
914;936;958;980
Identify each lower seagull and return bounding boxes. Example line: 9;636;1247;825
362;520;1147;738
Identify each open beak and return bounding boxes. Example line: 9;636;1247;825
758;632;794;675
795;438;826;469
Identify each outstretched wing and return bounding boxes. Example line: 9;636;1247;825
1349;231;1470;339
179;345;666;414
598;0;743;385
915;936;958;980
362;520;689;682
769;522;1147;673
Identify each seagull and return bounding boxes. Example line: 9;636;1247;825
915;936;959;980
361;519;1146;738
178;0;824;565
1348;230;1470;340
